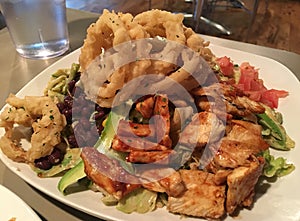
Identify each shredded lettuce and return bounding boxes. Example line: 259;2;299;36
44;63;80;102
261;150;295;178
257;105;295;151
116;188;157;214
102;194;119;206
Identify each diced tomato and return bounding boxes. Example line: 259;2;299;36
260;89;289;108
240;62;259;78
268;89;289;98
216;56;234;77
246;91;262;101
250;79;266;92
261;90;279;108
234;62;289;109
238;62;260;91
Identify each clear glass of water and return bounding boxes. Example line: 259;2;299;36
0;0;69;59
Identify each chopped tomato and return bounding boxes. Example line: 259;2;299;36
268;89;289;98
235;62;288;108
260;89;289;108
250;79;266;92
247;91;262;101
216;56;234;77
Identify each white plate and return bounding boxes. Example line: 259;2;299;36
1;45;300;221
0;184;41;221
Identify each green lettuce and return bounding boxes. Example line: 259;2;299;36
261;149;295;178
116;188;157;214
257;105;295;151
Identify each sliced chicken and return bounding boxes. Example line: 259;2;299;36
135;95;155;119
113;94;174;164
207;119;269;171
227;119;269;152
112;136;169;152
117;119;156;138
167;169;226;219
179;111;225;148
208;140;261;170
81;147;140;199
153;94;172;148
213;169;232;185
127;149;173;163
226;156;265;214
141;168;186;197
193;83;265;118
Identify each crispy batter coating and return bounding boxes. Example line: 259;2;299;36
0;94;66;163
79;9;215;108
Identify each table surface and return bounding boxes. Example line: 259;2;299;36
0;8;299;221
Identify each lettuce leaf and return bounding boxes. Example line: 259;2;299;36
257;105;295;151
261;150;295;178
116;188;157;214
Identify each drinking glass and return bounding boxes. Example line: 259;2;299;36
0;0;69;59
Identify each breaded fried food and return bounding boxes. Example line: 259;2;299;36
79;9;215;108
0;94;66;163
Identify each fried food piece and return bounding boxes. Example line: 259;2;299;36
79;9;214;108
167;169;226;219
79;9;131;71
0;94;66;163
134;9;186;44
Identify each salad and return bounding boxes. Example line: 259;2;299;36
0;9;297;220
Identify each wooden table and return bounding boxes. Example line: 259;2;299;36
0;8;299;221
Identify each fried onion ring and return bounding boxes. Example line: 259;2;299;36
0;94;66;163
133;10;186;45
79;9;131;71
79;9;215;108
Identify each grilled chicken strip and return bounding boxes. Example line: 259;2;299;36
153;94;172;148
167;169;226;219
112;136;169;152
117;119;156;138
141;168;186;197
127;149;173;163
113;94;174;164
226;156;265;214
206;119;269;171
81;147;140;199
207;140;264;171
226;119;269;151
179;111;225;148
135;95;155;119
193;83;265;118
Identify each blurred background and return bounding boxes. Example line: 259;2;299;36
1;0;298;54
1;0;294;55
